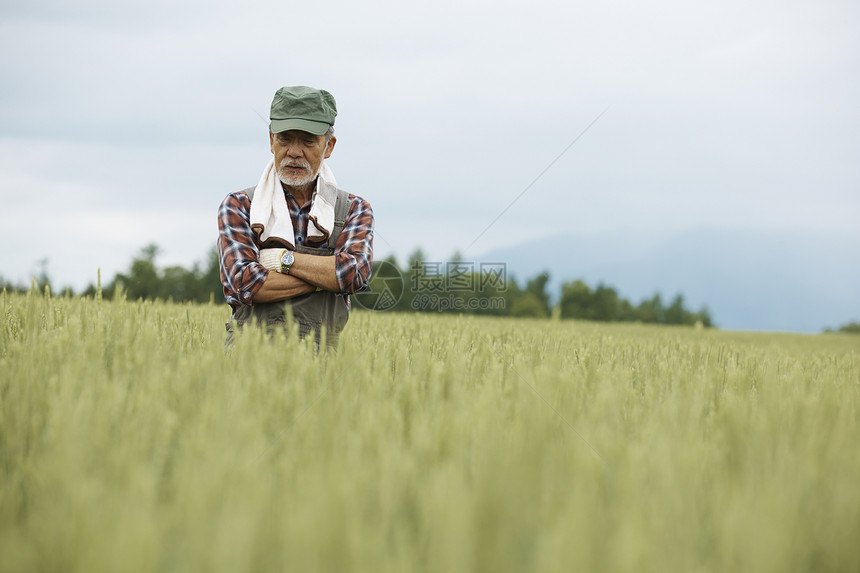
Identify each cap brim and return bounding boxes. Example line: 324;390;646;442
269;117;330;135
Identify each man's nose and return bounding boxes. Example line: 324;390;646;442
285;144;303;158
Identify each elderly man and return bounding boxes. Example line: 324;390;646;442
218;86;374;349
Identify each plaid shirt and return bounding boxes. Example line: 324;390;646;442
217;187;374;309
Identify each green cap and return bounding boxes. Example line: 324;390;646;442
269;86;337;135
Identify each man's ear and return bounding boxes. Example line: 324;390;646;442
269;130;275;154
324;135;337;159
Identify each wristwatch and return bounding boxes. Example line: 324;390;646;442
279;249;294;274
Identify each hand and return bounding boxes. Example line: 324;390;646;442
259;248;286;272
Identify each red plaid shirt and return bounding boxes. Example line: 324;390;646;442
217;187;374;309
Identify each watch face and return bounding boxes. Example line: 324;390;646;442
280;250;294;272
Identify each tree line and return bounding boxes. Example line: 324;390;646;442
3;244;717;327
369;251;714;327
823;322;860;334
1;245;222;304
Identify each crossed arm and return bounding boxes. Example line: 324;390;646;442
253;253;339;302
217;191;374;307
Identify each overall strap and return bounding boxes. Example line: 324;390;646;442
242;185;256;201
327;189;351;251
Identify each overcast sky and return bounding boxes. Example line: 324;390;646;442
1;0;858;294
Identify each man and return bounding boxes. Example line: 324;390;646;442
217;86;374;349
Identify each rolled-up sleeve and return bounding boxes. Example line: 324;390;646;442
335;195;374;294
217;192;269;307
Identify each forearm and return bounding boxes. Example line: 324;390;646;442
253;272;317;303
289;253;340;292
257;248;340;293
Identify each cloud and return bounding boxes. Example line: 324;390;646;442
1;0;858;304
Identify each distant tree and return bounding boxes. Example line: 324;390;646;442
160;265;197;301
114;244;160;300
407;248;425;269
617;298;636;322
0;276;26;294
198;247;224;303
89;244;223;303
664;294;688;325
559;280;713;327
1;260;58;295
636;294;665;324
559;280;593;319
508;292;548;318
592;283;621;321
525;272;551;318
837;321;860;334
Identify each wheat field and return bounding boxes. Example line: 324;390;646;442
1;290;858;572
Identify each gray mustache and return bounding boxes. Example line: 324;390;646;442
280;160;310;170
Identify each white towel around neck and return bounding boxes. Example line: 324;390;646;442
248;159;338;249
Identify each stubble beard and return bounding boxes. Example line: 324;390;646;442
277;158;321;189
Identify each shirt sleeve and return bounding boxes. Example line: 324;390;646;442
335;195;374;293
217;192;269;307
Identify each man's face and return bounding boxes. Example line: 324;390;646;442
269;129;336;188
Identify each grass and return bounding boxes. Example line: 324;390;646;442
1;289;859;572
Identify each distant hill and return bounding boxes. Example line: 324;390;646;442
478;229;860;333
